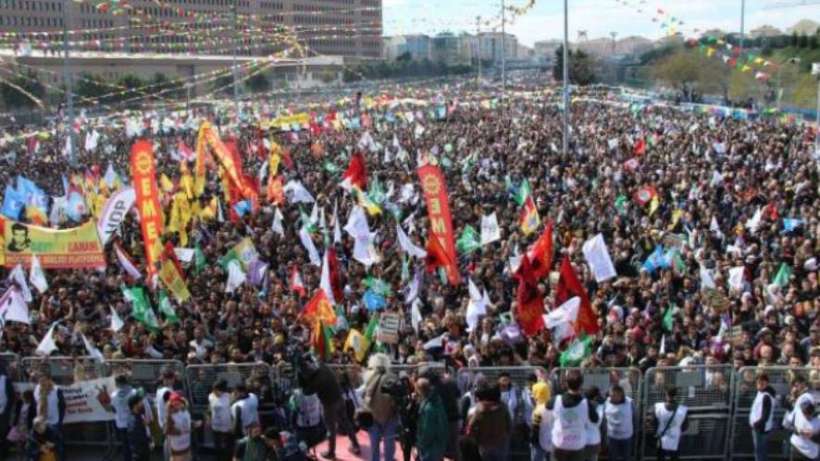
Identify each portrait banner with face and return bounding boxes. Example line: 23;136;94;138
0;217;105;269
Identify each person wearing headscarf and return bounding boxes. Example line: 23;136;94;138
529;381;553;461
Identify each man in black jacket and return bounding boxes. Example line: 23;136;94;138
0;363;16;459
297;356;360;459
127;394;152;461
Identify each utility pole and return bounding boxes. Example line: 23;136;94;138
562;0;569;157
813;62;819;157
501;0;506;97
739;0;745;50
232;0;240;117
476;16;482;87
62;0;76;164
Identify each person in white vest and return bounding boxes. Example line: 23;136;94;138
208;379;234;461
603;384;634;461
290;387;325;452
749;373;776;461
584;387;604;461
156;368;177;461
231;383;259;438
109;374;139;461
548;370;598;461
33;372;65;461
786;375;820;461
165;392;193;461
529;381;553;461
651;386;688;461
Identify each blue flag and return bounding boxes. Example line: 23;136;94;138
643;245;670;273
1;184;26;219
363;289;386;311
233;200;251;217
783;218;803;233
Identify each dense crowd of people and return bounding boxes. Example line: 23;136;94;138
0;79;818;460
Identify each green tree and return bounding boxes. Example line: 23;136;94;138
396;51;412;62
798;33;809;48
245;73;270;93
652;49;729;101
553;45;597;85
0;70;46;109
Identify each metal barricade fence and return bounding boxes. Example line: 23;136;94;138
18;356;112;449
0;352;22;382
455;366;545;394
640;365;734;460
101;359;186;396
729;366;815;460
185;362;275;414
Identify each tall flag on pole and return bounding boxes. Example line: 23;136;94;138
418;164;460;285
555;255;600;337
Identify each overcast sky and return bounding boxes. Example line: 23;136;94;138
382;0;819;46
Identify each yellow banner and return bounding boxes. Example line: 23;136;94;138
260;113;310;130
0;218;105;269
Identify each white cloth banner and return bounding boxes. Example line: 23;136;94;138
396;223;426;259
728;266;745;292
97;187;136;245
581;234;617;283
59;377;116;424
480;213;501;245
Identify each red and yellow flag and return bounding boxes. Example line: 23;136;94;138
418;164;460;285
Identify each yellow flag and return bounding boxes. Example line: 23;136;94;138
160;174;174;193
344;329;369;363
180;172;194;200
158;258;191;303
649;196;660;216
669;209;683;229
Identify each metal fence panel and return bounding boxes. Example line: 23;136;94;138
640;365;733;461
455;366;545;394
550;367;643;400
729;366;816;461
18;356;111;449
101;359;186;395
185;362;274;412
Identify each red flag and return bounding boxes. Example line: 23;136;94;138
301;290;336;326
178;141;195;162
633;138;646;156
515;256;545;336
267;175;285;205
425;234;454;275
326;247;344;302
162;242;185;282
341;152;368;190
766;202;779;221
555;255;599;336
418;164;460;285
280;148;294;170
289;266;306;297
633;185;658;206
527;220;554;281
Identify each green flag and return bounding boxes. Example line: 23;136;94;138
614;195;628;215
158;290;179;324
663;304;675;332
364;276;393;297
218;248;240;271
323;160;340;174
299;207;317;234
193;244;206;275
367;178;386;205
122;286;159;331
559;335;593;367
772;263;792;287
456;225;481;255
363;314;379;344
513;179;531;206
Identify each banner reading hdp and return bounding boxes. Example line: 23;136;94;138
0;217;105;269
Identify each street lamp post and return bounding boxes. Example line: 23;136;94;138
562;0;569;157
62;0;76;164
476;16;482;87
232;0;240;117
501;0;506;97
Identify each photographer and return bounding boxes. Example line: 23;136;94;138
297;354;360;459
395;374;418;461
359;353;399;461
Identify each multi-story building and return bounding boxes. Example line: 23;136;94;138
477;32;517;64
0;0;382;58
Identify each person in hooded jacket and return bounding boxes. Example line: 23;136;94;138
464;381;511;461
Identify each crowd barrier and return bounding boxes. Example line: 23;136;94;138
6;358;820;459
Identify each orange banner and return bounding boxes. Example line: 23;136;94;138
130;140;164;276
194;125;208;196
418;164;460;285
196;121;257;203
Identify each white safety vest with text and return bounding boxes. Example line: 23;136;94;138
653;402;687;451
551;395;588;451
604;397;634;440
749;390;775;432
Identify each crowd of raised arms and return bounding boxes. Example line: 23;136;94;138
0;78;818;461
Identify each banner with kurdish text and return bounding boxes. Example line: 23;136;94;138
130;140;164;275
0;217;105;269
418;164;460;285
61;376;116;424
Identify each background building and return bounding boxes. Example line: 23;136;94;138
0;0;382;58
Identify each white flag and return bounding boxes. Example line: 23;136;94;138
0;287;30;324
411;298;423;333
8;264;32;303
465;279;488;332
29;254;48;294
745;207;764;233
225;259;247;293
35;323;58;356
332;201;342;244
544;297;580;329
284;180;315;204
114;244;142;280
699;265;716;290
173;248;195;263
728;266;745;292
582;234;617;283
110;307;124;332
352;235;381;267
480;212;501;245
299;228;321;266
396;223;427;259
272;208;285;237
320;250;335;305
82;333;103;360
